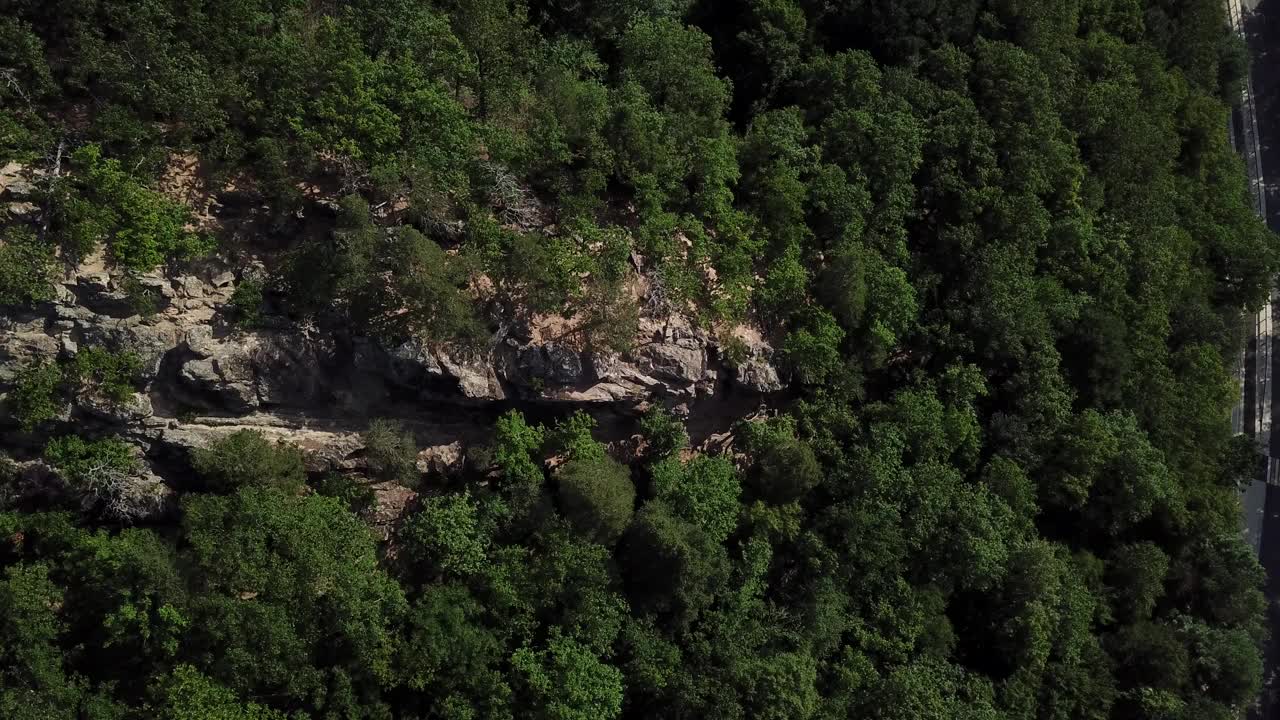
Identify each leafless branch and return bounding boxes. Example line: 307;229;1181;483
78;461;163;523
52;137;65;177
484;162;542;229
0;68;29;104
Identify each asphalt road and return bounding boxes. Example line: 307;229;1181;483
1235;3;1280;716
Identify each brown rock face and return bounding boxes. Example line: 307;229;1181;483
2;256;783;529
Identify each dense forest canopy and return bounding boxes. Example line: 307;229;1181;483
0;0;1277;718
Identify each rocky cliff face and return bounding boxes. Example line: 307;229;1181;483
0;232;782;527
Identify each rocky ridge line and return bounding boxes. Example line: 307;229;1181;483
0;229;782;528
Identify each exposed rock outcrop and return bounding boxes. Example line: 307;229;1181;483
81;391;154;424
174;326;331;412
1;247;783;528
0;161;42;218
724;326;783;394
3;453;175;523
0;316;59;383
417;442;465;476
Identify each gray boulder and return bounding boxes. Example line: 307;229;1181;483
180;355;258;412
500;342;585;388
416;441;465;476
436;348;504;400
80;391;154;423
735;357;783;393
73;278;136;317
0;328;59;385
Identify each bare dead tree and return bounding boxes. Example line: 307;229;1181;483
78;460;163;523
52;137;65;177
484;161;542;229
645;271;670;315
38;137;68;245
0;68;29;104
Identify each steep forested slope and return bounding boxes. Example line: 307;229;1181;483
0;1;1275;718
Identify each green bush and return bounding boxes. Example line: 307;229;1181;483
502;231;591;314
639;406;688;460
781;307;846;386
44;435;139;485
377;227;484;343
362;419;419;484
752;436;821;505
191;430;306;494
50;144;213;273
154;664;288;720
718;334;751;369
0;454;17;509
511;631;624;720
621;500;730;625
0;226;58;307
284;200;482;343
73;347;142;402
650;455;740;544
557;454;636;544
178;485;406;709
548;411;605;462
119;275;161;317
312;471;377;514
88;104;168;174
11;360;64;430
581;283;640;355
226;278;264;327
739;416;821;504
492;411;549;520
399;491;489;577
11;350;142;428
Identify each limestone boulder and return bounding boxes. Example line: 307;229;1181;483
0;321;59;385
79;391;155;424
416;441;465;476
